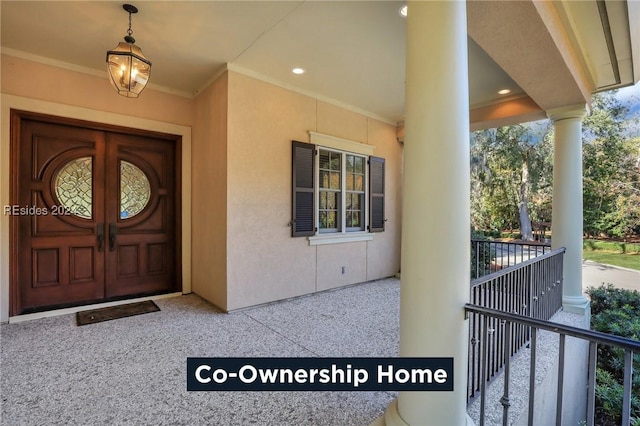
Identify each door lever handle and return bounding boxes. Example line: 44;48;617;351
109;223;117;251
97;223;105;252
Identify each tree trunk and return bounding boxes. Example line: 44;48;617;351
519;160;534;240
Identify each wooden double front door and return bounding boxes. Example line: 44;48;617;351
11;112;181;315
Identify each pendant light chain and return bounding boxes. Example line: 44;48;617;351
127;10;133;38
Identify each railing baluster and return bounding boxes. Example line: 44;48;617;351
556;334;565;425
474;242;478;277
501;320;512;426
622;349;633;425
474;288;480;398
498;283;502;372
586;341;597;426
480;318;490;426
528;327;537;426
470;318;474;399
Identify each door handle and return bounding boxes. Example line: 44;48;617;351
97;223;105;252
109;223;117;251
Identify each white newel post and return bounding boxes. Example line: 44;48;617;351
548;105;589;314
382;1;471;425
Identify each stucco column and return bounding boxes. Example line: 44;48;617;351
548;105;589;315
383;2;470;425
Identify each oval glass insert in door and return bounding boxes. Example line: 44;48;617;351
120;160;151;219
54;156;93;219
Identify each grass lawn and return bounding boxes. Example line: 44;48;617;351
583;250;640;271
583;239;640;254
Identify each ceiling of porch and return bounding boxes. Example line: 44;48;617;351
1;1;638;127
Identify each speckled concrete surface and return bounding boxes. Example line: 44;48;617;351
1;276;591;426
1;279;400;426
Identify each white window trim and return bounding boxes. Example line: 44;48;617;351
307;132;375;246
308;232;374;246
309;131;375;156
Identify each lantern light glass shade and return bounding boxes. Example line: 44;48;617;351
106;41;151;98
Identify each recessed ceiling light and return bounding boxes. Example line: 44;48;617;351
399;5;408;17
292;68;305;75
498;89;511;95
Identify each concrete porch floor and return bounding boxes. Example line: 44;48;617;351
2;263;636;425
1;278;400;426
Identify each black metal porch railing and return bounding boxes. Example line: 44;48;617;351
465;304;640;426
471;239;552;279
468;248;565;402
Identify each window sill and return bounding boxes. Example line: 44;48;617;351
308;233;374;246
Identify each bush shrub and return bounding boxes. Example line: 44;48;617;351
587;284;640;423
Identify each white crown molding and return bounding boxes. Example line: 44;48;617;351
226;62;397;126
1;47;193;99
193;64;230;96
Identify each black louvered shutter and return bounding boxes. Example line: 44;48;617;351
369;156;385;232
292;141;315;237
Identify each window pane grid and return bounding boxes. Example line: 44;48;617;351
345;154;365;231
317;150;366;234
319;149;342;232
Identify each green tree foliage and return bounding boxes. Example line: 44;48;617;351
470;89;640;239
583;92;640;238
470;123;553;239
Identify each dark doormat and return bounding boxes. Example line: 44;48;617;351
76;300;160;326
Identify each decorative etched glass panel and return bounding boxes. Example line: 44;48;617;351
120;161;151;219
55;157;92;219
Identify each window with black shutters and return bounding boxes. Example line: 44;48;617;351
292;140;385;239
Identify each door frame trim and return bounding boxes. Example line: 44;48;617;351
1;94;192;321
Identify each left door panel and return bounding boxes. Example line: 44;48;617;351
14;118;106;314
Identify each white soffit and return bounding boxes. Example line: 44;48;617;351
0;1;303;95
467;0;590;111
467;38;526;108
558;0;635;91
232;1;407;123
6;0;633;124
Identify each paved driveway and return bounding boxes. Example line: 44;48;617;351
582;260;640;292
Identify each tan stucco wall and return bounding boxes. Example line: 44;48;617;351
0;53;402;317
365;118;403;280
1;54;194;126
226;72;317;309
0;54;193;321
225;71;402;310
191;72;229;310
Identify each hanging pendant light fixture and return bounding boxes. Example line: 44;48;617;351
106;4;151;98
